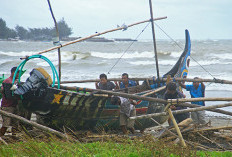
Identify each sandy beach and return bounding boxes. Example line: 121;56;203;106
206;115;232;127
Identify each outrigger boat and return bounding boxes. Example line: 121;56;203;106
2;29;191;131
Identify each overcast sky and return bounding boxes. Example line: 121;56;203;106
1;0;231;40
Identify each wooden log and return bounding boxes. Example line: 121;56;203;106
0;109;66;139
177;118;193;127
130;103;232;120
21;17;167;59
192;126;232;132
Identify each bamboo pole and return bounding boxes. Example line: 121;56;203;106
57;85;167;103
149;0;160;79
130;102;232;120
20;17;167;59
0;109;66;139
58;77;232;85
142;86;166;96
164;75;186;147
167;108;186;147
47;0;62;81
177;103;232;116
167;97;232;103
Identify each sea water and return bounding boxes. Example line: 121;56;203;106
0;39;232;117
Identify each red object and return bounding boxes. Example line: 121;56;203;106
1;77;18;107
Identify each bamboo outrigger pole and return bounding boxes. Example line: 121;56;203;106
20;16;167;59
47;0;62;81
168;97;232;103
178;103;232;116
58;77;232;85
149;0;160;79
130;102;232;120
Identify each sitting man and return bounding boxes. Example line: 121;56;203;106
111;96;137;134
119;73;137;89
164;82;190;124
95;73;116;90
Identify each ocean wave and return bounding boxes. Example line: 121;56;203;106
0;51;35;57
211;53;232;60
90;51;154;59
0;51;90;61
129;60;177;66
90;51;173;59
190;59;232;66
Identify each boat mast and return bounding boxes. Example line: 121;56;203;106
47;0;62;81
149;0;160;79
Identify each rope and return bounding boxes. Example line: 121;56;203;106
107;22;150;74
154;22;217;80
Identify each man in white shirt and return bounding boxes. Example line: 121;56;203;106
111;96;137;134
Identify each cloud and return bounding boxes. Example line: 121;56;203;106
0;0;231;39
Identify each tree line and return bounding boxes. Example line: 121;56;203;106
0;18;72;41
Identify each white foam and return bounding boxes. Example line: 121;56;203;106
189;59;232;66
90;51;155;59
211;53;232;60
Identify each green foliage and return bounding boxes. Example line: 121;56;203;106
0;18;72;41
56;18;72;39
0;18;17;39
197;151;232;157
0;137;231;156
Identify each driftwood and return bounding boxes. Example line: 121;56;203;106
192;126;232;132
0;109;66;139
150;117;208;150
21;17;167;59
130;102;232;120
196;132;226;151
